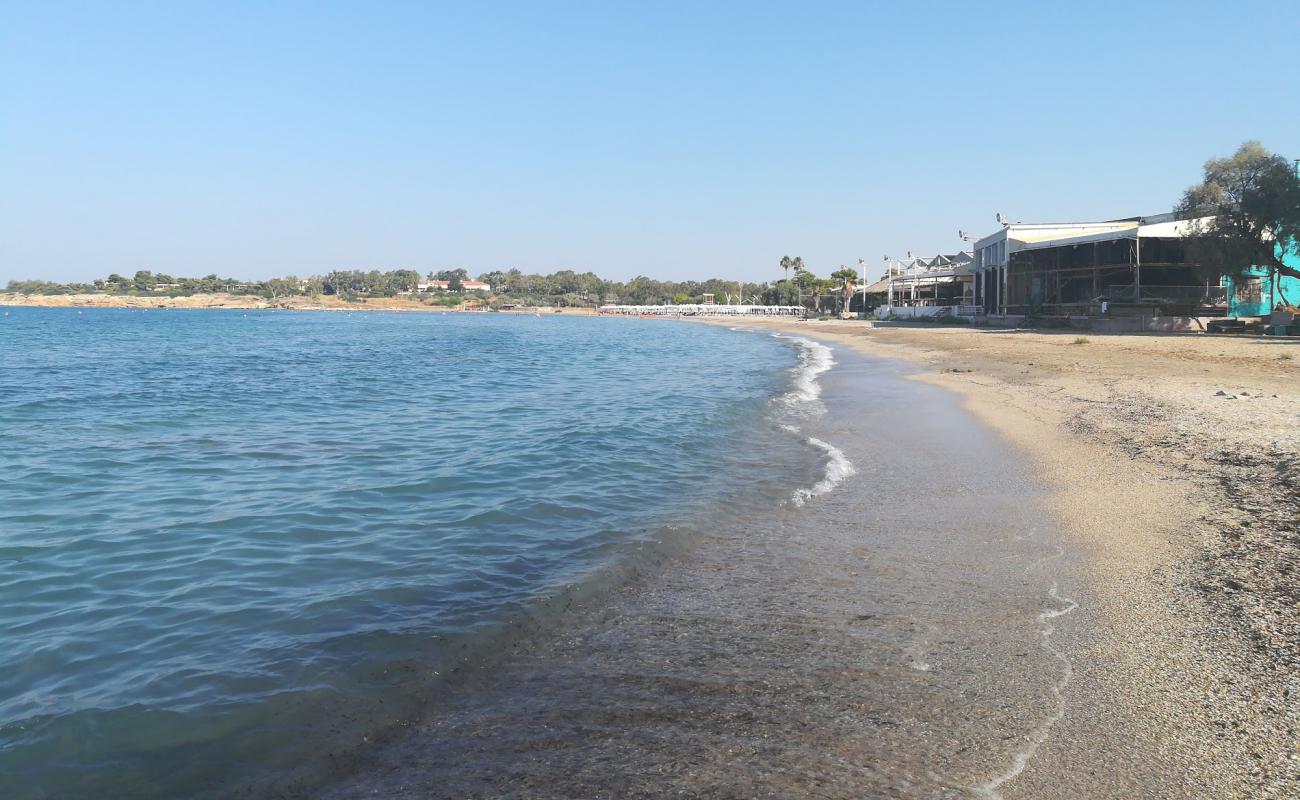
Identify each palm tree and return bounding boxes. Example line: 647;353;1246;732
780;255;792;282
831;266;859;314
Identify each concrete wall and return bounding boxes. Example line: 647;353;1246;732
969;314;1212;332
1087;316;1212;333
970;314;1028;327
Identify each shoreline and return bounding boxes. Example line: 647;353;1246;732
316;331;1088;799
696;317;1298;797
9;306;1294;796
0;293;599;314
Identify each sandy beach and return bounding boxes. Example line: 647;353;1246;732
701;318;1299;797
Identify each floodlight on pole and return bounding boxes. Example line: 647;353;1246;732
856;259;870;315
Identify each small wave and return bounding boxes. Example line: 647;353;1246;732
772;334;834;408
791;437;856;506
972;557;1078;799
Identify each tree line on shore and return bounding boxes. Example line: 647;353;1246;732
4;265;860;309
10;142;1291;311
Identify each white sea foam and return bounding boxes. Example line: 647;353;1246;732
774;334;835;406
791;437;857;506
972;549;1078;799
768;334;852;505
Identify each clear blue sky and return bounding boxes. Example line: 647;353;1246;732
2;0;1296;286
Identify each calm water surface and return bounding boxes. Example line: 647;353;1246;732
0;308;819;798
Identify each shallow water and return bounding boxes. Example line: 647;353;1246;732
0;309;826;798
319;332;1075;799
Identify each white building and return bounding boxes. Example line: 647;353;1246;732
881;252;974;314
417;279;492;293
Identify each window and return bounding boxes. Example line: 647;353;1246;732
1234;278;1262;304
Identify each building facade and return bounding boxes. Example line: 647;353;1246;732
971;214;1215;316
1222;239;1300;318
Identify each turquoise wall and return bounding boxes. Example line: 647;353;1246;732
1224;239;1300;317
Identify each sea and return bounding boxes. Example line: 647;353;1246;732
3;307;1076;800
0;308;841;798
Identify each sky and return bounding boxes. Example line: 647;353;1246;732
2;0;1298;286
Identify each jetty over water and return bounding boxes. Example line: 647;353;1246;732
599;304;804;317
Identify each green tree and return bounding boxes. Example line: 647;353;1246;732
793;267;818;291
1177;140;1300;282
435;268;469;283
261;278;299;299
388;269;420;294
478;270;508;289
762;279;798;305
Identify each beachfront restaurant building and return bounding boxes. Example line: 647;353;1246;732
970;213;1221;318
873;252;975;317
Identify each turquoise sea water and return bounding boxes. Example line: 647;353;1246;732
0;308;820;798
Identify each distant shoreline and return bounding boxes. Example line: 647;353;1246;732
0;293;598;314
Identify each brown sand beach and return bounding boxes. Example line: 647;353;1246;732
700;318;1299;798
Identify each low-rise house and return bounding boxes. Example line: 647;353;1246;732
417;280;493;293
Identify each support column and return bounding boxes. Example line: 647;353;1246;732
1134;236;1142;302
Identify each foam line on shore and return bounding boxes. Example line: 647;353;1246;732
772;333;834;406
766;333;858;507
791;436;857;507
973;547;1078;799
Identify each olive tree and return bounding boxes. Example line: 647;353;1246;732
1176;141;1300;282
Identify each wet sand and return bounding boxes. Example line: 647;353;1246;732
698;319;1299;798
316;344;1088;799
